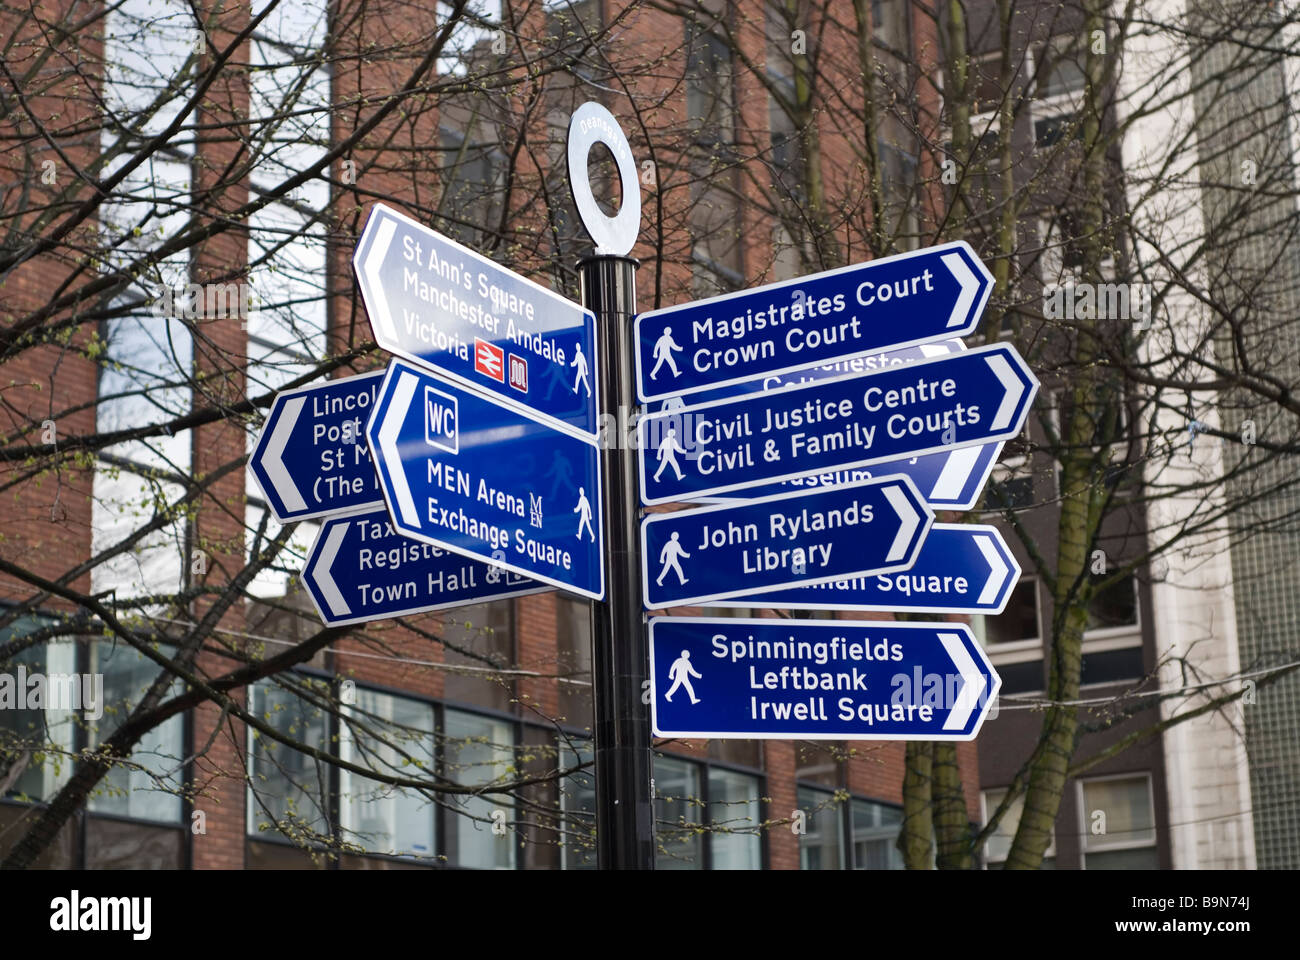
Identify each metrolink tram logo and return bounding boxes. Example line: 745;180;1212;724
0;668;104;720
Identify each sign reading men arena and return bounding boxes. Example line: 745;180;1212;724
354;203;600;436
366;359;605;599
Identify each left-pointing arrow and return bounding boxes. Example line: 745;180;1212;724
263;396;308;514
249;372;386;523
300;507;552;627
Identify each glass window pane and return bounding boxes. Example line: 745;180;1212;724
798;786;845;870
708;768;761;869
851;798;903;870
0;628;76;802
983;787;1056;864
443;709;516;869
560;740;596;870
981;580;1040;644
248;679;331;841
654;754;703;869
87;640;185;822
338;689;436;859
1081;776;1155;851
1087;577;1138;631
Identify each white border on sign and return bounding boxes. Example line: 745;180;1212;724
639;475;933;609
365;360;608;601
638;342;1039;506
250;369;388;523
648;617;1002;741
351;202;601;440
701;524;1023;616
301;507;553;627
634;239;993;403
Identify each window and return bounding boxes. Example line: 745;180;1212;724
1079;774;1157;869
708;767;762;869
981;787;1056;868
338;689;437;859
798;786;845;870
439;126;506;249
655;754;704;869
1086;575;1138;634
654;753;765;870
686;24;735;149
559;740;596;869
975;579;1043;695
871;0;910;53
86;641;185;823
980;579;1040;647
248;678;332;842
443;709;517;869
851;798;904;870
556;598;593;728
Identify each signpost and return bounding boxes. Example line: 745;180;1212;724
638;342;1038;505
249;371;385;522
641;476;932;608
301;507;548;626
676;340;1002;510
354;203;600;437
365;358;605;599
705;524;1021;615
635;240;993;403
649;618;1001;740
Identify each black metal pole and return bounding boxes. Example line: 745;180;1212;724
580;254;654;870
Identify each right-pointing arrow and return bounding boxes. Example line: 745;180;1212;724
263;396;309;513
883;483;921;562
974;534;1011;605
359;214;399;342
941;251;978;328
940;632;987;731
377;370;422;527
986;352;1026;430
312;520;352;617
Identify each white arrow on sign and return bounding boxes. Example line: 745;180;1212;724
310;520;353;618
360;215;399;342
987;353;1026;430
376;369;422;527
884;483;923;562
262;395;309;513
940;252;979;329
940;632;989;731
974;534;1012;605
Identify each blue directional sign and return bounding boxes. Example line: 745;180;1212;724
674;340;1002;511
635;240;993;403
641;476;932;609
705;524;1021;615
638;342;1038;505
249;371;386;522
354;203;599;436
650;618;1001;741
301;507;550;626
366;359;605;599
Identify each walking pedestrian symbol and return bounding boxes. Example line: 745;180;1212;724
574;487;595;542
664;650;702;704
572;342;591;397
650;327;683;380
656;531;691;586
654;427;687;482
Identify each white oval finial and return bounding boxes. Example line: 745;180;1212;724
566;102;641;257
